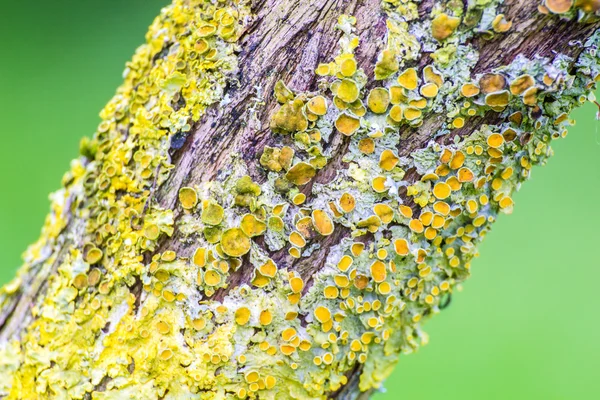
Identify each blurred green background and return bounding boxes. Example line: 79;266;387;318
0;1;599;399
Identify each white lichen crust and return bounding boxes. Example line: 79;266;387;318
0;0;599;399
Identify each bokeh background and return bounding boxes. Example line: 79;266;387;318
0;1;599;399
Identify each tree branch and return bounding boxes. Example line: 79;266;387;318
0;0;599;398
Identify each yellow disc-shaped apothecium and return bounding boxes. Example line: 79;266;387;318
422;173;439;182
335;113;361;136
452;117;465;129
252;271;270;288
397;68;418;90
220;228;251;257
86;248;103;264
337;79;360;103
244;371;259;383
440;149;453;164
398;205;412;219
289;231;306;248
204;269;222;286
144;224;160;240
202;201;224;225
367;88;391;114
423;65;444;87
197;24;216;37
460;83;480;97
510;74;535;95
370;260;387;283
372;176;387;193
324;286;339;299
292;193;306;205
390;86;407;104
240;214;267;237
457;167;474;182
487;133;505;148
492;14;512;33
192;247;206;267
545;0;573;14
285;162;316;185
393;238;410;256
357;215;382;233
260;309;273;326
73;274;88;290
358;138;375;154
339;192;356;213
235;307;251;325
259;259;277;278
404;107;422;121
316;63;331;76
88;268;101;286
485;90;510;107
314;306;331;323
290;276;304;293
420;83;439;98
340;58;357;77
178;187;198;209
194;38;210;54
307;95;328;116
419;211;433;226
156;320;171;335
433;182;452;199
295;217;313;238
312;210;334;236
373;203;394;224
479;73;506;94
449;151;465;169
338;255;353;272
379;149;399;171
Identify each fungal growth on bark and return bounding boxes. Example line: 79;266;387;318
0;0;599;399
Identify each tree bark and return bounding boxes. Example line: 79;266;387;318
0;0;599;399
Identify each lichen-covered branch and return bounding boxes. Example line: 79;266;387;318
0;0;599;399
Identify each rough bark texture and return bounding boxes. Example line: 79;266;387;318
156;0;385;288
159;0;599;296
0;0;599;399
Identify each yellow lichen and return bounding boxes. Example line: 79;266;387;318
576;0;600;12
337;79;360;103
178;187;198;210
492;14;512;33
307;95;328;116
335;113;361;136
485;90;510;108
379;149;400;171
374;49;399;80
221;228;251;257
397;68;418;91
367;88;391;114
270;98;309;133
545;0;574;13
285;162;316;185
240;214;267;237
431;13;461;41
479;73;507;94
1;2;598;399
312;210;334;236
202;201;225;226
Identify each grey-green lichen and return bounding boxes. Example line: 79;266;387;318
1;0;599;399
